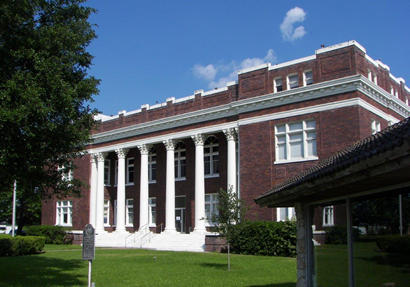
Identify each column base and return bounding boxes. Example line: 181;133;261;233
163;228;177;234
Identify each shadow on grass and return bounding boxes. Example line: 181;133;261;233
0;255;86;286
199;262;228;270
356;253;410;272
248;283;295;287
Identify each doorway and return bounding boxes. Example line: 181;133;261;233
175;195;186;233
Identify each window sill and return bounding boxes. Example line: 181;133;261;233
322;223;334;227
175;177;186;182
125;224;134;228
149;180;157;184
274;157;318;165
104;184;111;187
205;174;219;179
149;224;156;228
56;224;72;227
205;222;217;227
125;183;134;186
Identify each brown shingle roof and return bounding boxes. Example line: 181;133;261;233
255;116;410;203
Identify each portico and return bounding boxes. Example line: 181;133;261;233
88;127;238;249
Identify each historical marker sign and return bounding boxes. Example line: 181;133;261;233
82;224;95;261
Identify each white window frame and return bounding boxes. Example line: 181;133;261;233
406;97;409;106
148;197;156;227
58;165;73;182
148;150;157;184
368;70;372;81
323;205;334;227
276;207;295;222
287;73;299;90
104;159;111;186
126;157;134;185
390;86;394;96
104;200;110;226
303;70;313;86
175;143;186;181
395;90;399;98
273;77;283;93
274;120;318;164
371;120;381;135
204;136;219;178
205;193;219;226
126;198;134;227
56;200;72;226
373;75;377;85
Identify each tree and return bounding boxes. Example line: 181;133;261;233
213;187;247;271
0;0;99;233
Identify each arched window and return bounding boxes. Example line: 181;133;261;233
204;136;219;177
174;142;186;180
149;147;157;183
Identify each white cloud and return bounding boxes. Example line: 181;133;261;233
194;49;277;89
280;7;307;41
192;64;217;81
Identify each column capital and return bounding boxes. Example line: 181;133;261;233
191;134;205;146
163;139;175;151
223;128;238;141
90;154;97;164
115;148;129;159
137;144;152;155
95;152;106;162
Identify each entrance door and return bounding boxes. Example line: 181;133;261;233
175;195;186;233
175;208;185;233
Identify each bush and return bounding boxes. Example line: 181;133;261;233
25;225;71;244
376;235;410;254
228;221;296;257
0;235;45;256
324;226;360;244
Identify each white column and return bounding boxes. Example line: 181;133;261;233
223;128;237;194
163;139;176;233
89;154;98;227
95;152;106;234
115;148;128;233
137;144;150;231
191;134;206;233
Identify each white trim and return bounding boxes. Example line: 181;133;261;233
269;55;316;71
274;157;319;165
322;205;334;227
315;40;366;54
238;63;270;75
203;86;228;96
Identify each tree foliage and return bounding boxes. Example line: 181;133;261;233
0;0;99;231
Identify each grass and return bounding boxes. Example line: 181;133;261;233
0;245;296;287
315;242;410;287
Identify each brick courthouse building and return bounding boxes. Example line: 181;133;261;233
41;41;410;251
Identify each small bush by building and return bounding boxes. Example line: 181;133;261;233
0;235;45;256
228;221;296;257
24;225;72;244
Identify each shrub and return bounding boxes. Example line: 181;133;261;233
0;235;45;256
228;221;296;257
376;235;410;254
25;225;71;244
324;226;360;244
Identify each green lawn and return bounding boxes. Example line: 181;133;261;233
315;242;410;287
0;245;296;287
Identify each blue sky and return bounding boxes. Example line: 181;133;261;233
86;0;410;116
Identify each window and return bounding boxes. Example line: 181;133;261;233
104;200;110;226
323;206;334;226
303;70;313;86
287;74;299;89
277;207;295;222
174;142;186;180
58;165;73;182
104;160;111;186
126;199;134;226
204;136;219;177
148;197;156;226
368;70;372;81
373;75;377;85
395;90;399;98
275;120;317;163
56;200;72;226
274;77;283;93
371;120;381;135
126;158;134;184
406;97;409;106
390;86;394;96
149;148;157;183
205;193;219;225
114;160;118;186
